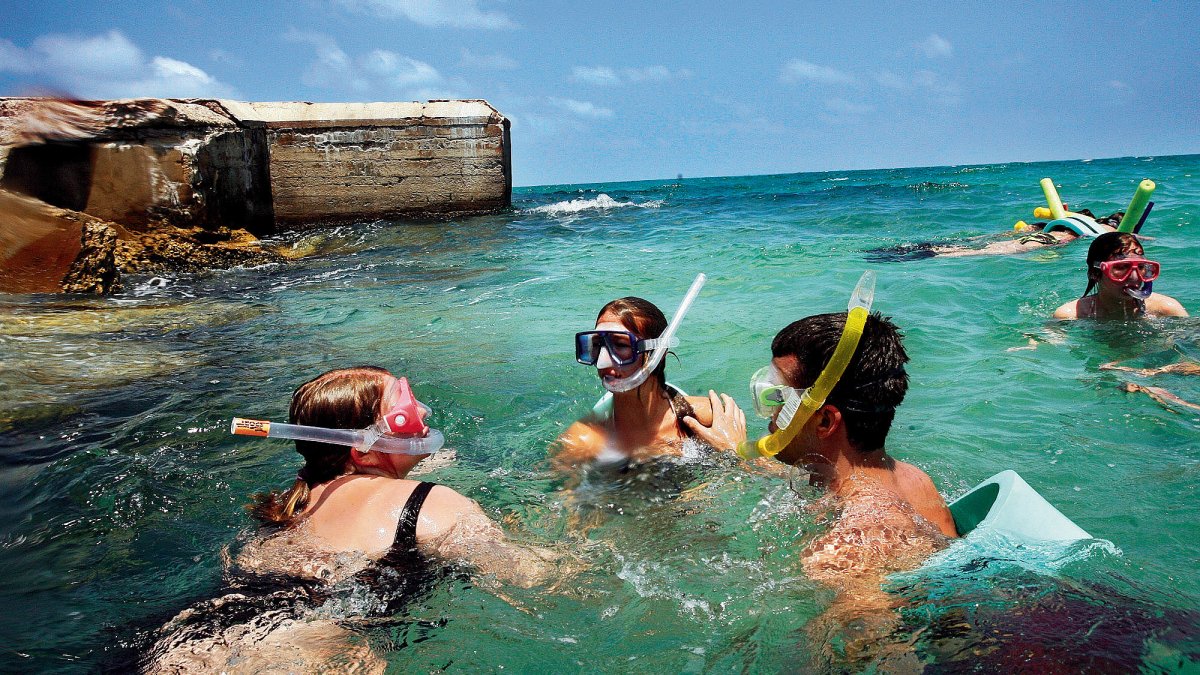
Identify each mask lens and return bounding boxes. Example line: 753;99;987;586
577;331;641;367
606;332;637;365
1109;261;1133;281
750;365;787;418
1137;261;1160;281
576;332;601;365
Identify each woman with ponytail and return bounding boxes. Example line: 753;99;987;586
237;366;558;586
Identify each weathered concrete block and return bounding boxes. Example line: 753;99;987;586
223;100;512;226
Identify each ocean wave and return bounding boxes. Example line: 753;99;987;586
527;193;664;215
907;181;970;192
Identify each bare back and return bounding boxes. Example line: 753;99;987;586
237;475;559;587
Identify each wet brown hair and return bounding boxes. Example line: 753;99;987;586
1083;232;1144;297
247;366;390;525
597;296;670;390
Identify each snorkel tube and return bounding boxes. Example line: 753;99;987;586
737;270;876;460
605;273;707;393
230;417;446;455
1117;179;1156;234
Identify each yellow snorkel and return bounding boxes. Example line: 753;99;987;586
737;270;876;460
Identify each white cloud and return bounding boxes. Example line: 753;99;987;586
916;34;953;58
286;30;443;96
572;66;620;86
0;30;237;99
572;64;689;86
780;59;859;86
1109;80;1130;90
331;0;516;29
459;48;516;71
549;97;613;119
0;39;34;73
622;65;671;83
824;98;874;115
875;68;960;102
875;70;909;90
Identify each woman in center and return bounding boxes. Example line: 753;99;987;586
553;296;736;469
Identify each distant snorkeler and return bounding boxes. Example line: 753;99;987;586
147;366;562;672
553;279;737;471
1053;232;1188;320
865;209;1122;262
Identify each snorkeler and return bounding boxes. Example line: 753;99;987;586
687;275;957;584
553;278;726;469
1053;232;1188;320
235;366;559;584
869;209;1121;262
147;366;563;672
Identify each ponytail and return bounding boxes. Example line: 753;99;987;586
244;366;390;526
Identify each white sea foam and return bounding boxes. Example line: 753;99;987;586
528;193;663;215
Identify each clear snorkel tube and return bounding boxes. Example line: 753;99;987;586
737;270;876;460
230;417;446;455
604;273;707;393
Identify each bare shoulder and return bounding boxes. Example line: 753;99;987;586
801;489;947;586
893;461;958;537
1149;293;1189;317
1053;299;1080;320
551;419;606;469
414;484;488;540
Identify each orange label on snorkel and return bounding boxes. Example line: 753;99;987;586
232;418;271;437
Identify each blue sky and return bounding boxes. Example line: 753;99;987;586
2;0;1197;186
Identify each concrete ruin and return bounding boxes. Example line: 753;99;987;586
0;97;513;294
221;100;512;227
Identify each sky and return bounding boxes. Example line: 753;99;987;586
1;0;1197;187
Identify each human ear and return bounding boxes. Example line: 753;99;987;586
814;405;842;440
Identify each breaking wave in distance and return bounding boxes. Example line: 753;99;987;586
528;193;664;215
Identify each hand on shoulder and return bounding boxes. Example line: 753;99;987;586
682;390;747;453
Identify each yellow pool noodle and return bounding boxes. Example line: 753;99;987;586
1040;178;1066;220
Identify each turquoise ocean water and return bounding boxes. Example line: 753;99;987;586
1;154;1198;671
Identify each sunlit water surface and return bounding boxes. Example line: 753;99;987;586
2;155;1199;671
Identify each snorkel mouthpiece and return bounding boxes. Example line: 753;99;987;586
1125;280;1153;301
737;270;876;461
604;273;706;393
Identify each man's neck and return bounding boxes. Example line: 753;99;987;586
806;439;893;494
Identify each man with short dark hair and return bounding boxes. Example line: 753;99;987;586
686;310;957;589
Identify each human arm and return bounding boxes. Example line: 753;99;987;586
418;486;565;588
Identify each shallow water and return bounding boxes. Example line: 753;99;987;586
2;155;1199;671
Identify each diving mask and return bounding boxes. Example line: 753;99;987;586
750;364;807;428
231;376;446;455
737;270;876;461
576;330;679;367
602;273;706;393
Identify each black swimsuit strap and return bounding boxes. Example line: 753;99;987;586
392;481;437;553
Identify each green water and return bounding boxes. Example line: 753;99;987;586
1;155;1198;671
